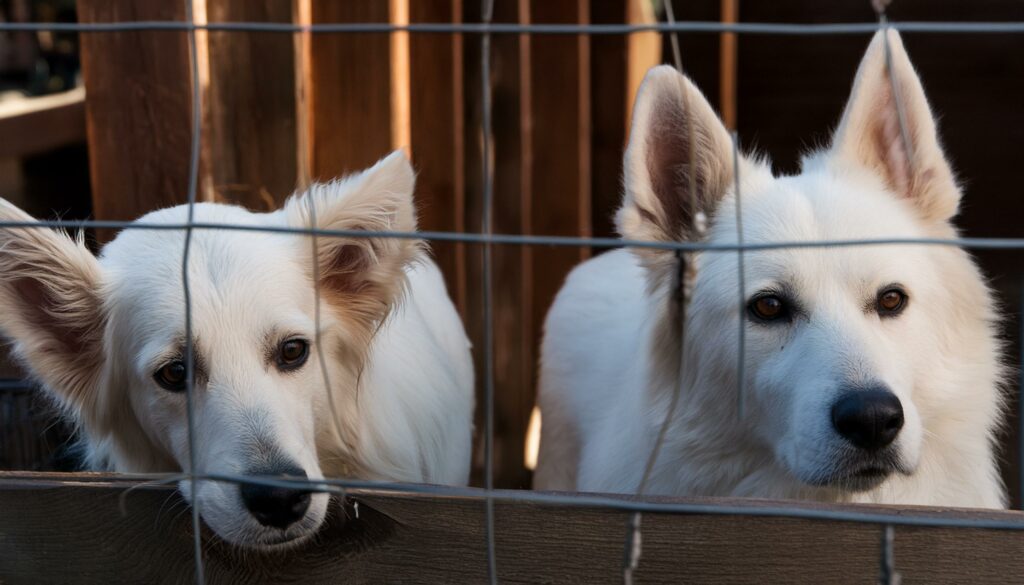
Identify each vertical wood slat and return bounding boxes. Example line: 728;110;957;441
719;0;739;130
409;0;466;314
591;0;660;240
205;0;300;211
523;0;590;486
309;0;403;180
78;0;196;242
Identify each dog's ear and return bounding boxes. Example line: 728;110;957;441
286;150;419;326
0;199;106;414
618;65;737;246
830;30;959;223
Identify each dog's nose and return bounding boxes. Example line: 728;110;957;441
240;465;311;529
831;389;904;451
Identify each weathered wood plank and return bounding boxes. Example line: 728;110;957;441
0;88;86;158
309;0;400;179
409;0;466;313
78;0;197;243
1;472;1023;584
204;0;300;211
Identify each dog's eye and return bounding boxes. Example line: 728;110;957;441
277;339;310;370
154;361;187;392
877;288;908;316
748;294;787;322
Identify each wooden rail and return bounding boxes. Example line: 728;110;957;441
1;472;1024;584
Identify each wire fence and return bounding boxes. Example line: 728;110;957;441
3;1;1024;584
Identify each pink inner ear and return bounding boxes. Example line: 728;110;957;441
12;276;90;356
644;93;694;239
876;86;913;198
322;241;373;295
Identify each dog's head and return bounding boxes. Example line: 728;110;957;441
0;151;419;547
620;32;1002;495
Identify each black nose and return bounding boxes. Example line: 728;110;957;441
831;389;904;451
240;465;311;529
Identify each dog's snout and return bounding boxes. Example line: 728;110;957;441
831;389;904;451
240;465;312;529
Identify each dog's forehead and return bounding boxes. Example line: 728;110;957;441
705;169;935;290
100;203;315;347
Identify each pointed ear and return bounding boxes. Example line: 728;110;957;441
286;150;420;326
617;65;741;285
0;199;106;414
830;30;959;222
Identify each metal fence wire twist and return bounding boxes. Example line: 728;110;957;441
3;2;1024;584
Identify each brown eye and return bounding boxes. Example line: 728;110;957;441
154;361;187;392
749;294;787;322
278;339;309;370
877;288;908;316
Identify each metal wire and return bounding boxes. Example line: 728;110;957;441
181;0;205;582
5;20;1024;35
85;470;1024;532
879;525;900;585
479;0;498;582
10;220;1024;252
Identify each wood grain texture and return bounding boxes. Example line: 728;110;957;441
2;473;1024;584
409;0;466;314
0;88;86;158
78;0;196;243
309;0;396;180
204;0;300;211
528;0;591;331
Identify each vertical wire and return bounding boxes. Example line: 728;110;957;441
181;0;205;583
306;194;348;488
732;132;745;419
875;6;908;580
879;524;900;585
624;3;691;583
480;0;498;583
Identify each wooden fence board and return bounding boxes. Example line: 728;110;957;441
2;472;1024;584
309;0;399;179
204;0;301;211
409;0;466;313
78;0;197;242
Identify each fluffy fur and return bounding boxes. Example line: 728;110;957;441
0;151;475;546
534;31;1007;508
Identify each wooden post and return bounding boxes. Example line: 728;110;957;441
590;0;659;240
409;0;466;313
78;0;198;241
309;0;406;179
204;0;302;210
720;0;739;130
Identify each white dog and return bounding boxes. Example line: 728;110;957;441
0;151;474;546
534;31;1006;508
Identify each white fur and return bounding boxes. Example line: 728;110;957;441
0;151;474;546
534;31;1007;508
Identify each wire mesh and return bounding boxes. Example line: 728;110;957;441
1;2;1022;585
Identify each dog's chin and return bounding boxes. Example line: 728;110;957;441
216;518;324;551
796;452;912;493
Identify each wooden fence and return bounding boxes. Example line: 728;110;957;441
2;471;1024;584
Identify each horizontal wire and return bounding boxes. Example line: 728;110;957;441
5;218;1024;252
23;470;1023;532
2;21;1024;35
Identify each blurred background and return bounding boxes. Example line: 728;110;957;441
1;0;1022;505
